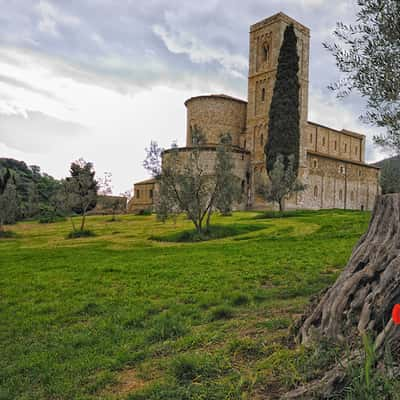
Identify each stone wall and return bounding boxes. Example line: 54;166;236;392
296;153;379;210
303;122;365;164
128;179;157;213
185;95;247;147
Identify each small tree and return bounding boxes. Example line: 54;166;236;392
256;154;305;212
214;134;242;217
61;159;98;233
144;130;242;235
324;0;400;153
0;169;17;232
98;172;122;221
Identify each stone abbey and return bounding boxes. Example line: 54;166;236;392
129;12;380;213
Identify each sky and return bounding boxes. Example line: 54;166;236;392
0;0;386;194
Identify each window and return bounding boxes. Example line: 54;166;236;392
339;165;345;174
241;180;245;194
334;141;337;151
344;143;348;152
314;185;319;198
149;189;153;199
309;133;313;143
312;159;318;169
136;189;140;198
355;146;358;155
262;42;269;61
339;189;343;201
261;88;266;102
244;140;247;149
260;133;264;145
350;191;354;201
358;170;362;177
322;137;326;146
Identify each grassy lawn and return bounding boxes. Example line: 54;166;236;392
0;210;371;400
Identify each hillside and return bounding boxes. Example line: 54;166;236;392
0;210;373;399
0;158;60;220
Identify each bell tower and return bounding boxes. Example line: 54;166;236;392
245;13;310;169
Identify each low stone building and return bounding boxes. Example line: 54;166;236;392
128;178;157;213
131;12;380;212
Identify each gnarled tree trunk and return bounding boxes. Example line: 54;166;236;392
287;194;400;398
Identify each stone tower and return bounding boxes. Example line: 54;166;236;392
243;13;311;175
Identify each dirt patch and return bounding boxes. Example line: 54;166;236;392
104;368;148;397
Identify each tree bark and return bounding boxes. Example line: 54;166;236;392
298;194;400;346
286;194;400;398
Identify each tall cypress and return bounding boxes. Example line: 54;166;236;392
265;24;300;176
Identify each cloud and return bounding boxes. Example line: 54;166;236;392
152;24;247;78
36;0;80;37
0;110;89;153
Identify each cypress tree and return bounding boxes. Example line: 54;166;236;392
265;24;300;176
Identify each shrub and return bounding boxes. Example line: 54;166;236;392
137;208;152;216
67;230;96;239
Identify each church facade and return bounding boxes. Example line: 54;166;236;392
129;12;380;213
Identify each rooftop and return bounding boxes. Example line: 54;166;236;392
184;94;247;106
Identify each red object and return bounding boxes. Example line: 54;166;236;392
392;304;400;325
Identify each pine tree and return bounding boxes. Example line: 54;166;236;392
265;24;300;175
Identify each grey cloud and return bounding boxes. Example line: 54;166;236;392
0;110;89;153
0;73;61;102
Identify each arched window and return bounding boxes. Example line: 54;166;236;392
261;88;266;102
313;159;318;169
339;165;345;174
314;185;319;198
262;42;269;61
339;189;343;201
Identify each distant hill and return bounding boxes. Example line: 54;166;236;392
372;155;400;194
0;158;60;220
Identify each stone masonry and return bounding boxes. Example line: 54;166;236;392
130;12;380;213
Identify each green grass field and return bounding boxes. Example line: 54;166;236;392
0;210;371;400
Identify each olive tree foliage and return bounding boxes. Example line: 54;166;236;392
256;154;305;212
60;159;98;232
380;158;400;194
324;0;400;152
144;130;242;234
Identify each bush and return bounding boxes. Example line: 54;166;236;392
66;230;96;239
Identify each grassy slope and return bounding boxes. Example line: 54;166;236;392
0;210;371;400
